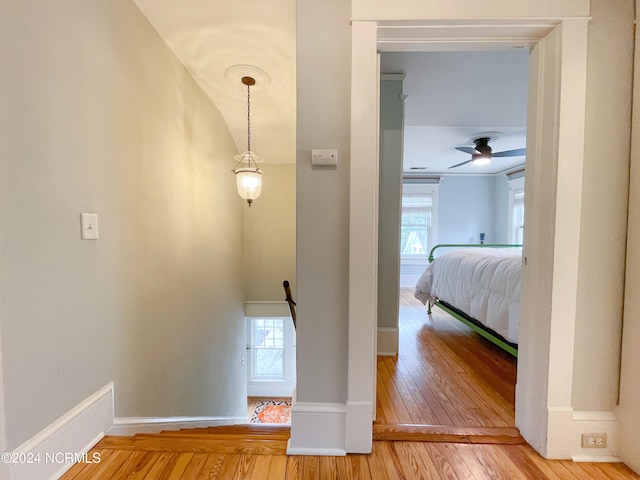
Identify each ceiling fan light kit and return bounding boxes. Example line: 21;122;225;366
450;131;526;169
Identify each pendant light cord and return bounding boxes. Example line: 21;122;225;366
246;82;251;153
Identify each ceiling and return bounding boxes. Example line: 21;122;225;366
381;50;529;175
132;2;528;174
133;0;297;164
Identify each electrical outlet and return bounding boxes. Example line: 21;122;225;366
581;433;607;448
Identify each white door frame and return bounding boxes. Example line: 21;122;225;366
347;19;589;458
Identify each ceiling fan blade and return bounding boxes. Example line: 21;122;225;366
492;148;526;157
455;146;480;155
449;159;474;169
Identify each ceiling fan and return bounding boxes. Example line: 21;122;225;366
450;134;526;169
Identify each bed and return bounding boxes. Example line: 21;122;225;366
414;244;523;357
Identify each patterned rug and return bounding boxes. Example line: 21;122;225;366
250;401;292;424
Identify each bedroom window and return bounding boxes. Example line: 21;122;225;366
400;194;433;258
508;176;525;244
511;190;525;244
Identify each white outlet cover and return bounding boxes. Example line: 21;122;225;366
311;149;338;166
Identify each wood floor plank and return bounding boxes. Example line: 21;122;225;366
174;425;290;437
267;455;288;480
377;357;412;423
431;443;484;480
170;452;208;480
142;452;181;480
570;462;616;480
284;456;302;480
379;355;443;424
100;450;149;480
72;449;131;480
601;463;640;479
469;444;530;480
59;449;114;479
452;443;505;480
124;452;169;480
97;434;288;455
195;453;228;479
373;424;524;444
367;441;406;480
337;454;372;480
301;456;321;480
248;455;272;479
393;441;438;479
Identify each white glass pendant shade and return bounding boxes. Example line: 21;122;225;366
233;150;263;205
235;167;262;201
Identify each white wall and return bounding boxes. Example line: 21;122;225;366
571;0;633;413
244;164;296;301
617;0;640;472
293;0;633;462
295;0;351;404
0;0;247;449
438;176;496;243
378;78;404;329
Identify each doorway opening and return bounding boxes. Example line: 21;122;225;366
347;19;590;457
379;49;528;434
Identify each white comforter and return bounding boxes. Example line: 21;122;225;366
414;248;522;344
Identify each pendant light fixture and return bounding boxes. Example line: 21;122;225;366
232;76;263;206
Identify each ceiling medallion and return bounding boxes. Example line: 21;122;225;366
224;64;271;88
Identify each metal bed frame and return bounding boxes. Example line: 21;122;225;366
425;244;522;357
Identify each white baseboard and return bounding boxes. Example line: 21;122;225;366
377;328;398;356
345;401;373;453
546;407;620;461
287;402;346;456
108;416;248;436
570;410;620;462
10;382;114;480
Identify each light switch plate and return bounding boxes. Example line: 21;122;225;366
80;213;99;240
311;149;338;166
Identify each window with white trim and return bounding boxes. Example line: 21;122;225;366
247;317;296;396
401;183;439;260
508;176;525;244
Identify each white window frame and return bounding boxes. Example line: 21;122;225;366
246;316;296;397
508;176;525;244
401;182;439;265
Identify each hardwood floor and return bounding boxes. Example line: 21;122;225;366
61;425;640;479
58;288;640;478
375;289;517;428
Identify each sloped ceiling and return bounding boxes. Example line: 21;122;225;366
133;0;297;165
131;2;528;174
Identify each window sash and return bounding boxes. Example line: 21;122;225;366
401;194;433;258
251;318;285;380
